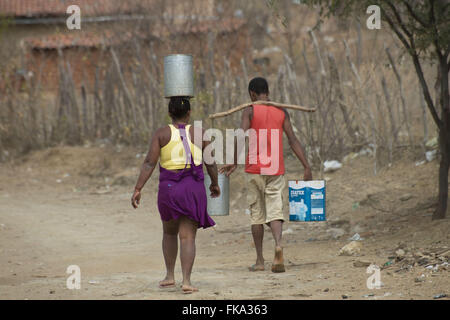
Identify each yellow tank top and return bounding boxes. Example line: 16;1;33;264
160;124;203;170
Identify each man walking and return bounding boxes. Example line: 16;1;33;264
220;77;312;273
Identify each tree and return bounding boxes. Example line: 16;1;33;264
295;0;449;219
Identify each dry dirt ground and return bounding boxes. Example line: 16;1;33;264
0;145;449;300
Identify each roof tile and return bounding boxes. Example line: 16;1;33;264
23;18;246;50
0;0;138;17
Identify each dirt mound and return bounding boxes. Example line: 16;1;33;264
13;145;145;182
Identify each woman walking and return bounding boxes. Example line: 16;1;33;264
131;97;220;294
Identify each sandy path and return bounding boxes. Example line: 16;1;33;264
0;147;449;300
0;186;339;300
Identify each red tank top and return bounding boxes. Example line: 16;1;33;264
245;104;285;175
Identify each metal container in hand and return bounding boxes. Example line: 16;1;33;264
164;54;194;98
204;173;230;216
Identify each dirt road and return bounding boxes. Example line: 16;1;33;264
0;146;448;299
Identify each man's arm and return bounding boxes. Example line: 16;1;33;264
236;106;252;163
132;129;161;208
219;106;252;176
282;110;313;181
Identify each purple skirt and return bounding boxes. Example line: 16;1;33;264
157;163;215;229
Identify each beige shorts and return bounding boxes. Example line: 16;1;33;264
246;174;286;225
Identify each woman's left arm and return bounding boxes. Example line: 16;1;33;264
131;130;161;209
195;126;220;198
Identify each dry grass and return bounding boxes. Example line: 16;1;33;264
0;5;439;174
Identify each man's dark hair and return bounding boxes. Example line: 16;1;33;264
169;96;190;119
248;77;269;95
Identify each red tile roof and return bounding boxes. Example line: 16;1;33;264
23;31;126;49
23;18;247;50
0;0;139;18
177;17;246;35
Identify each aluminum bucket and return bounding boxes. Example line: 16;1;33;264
164;54;194;98
204;173;230;216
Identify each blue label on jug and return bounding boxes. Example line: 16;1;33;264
289;180;326;222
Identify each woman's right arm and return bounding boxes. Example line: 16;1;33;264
131;129;161;209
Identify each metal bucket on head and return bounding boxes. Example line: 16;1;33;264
204;173;230;216
164;54;194;98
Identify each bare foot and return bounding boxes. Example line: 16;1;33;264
271;246;285;273
159;278;175;289
182;284;199;294
248;264;265;272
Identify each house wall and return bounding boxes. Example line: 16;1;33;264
24;25;250;92
0;0;231;93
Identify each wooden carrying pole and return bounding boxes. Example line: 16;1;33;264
208;101;316;119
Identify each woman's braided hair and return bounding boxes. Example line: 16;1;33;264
169;97;191;119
